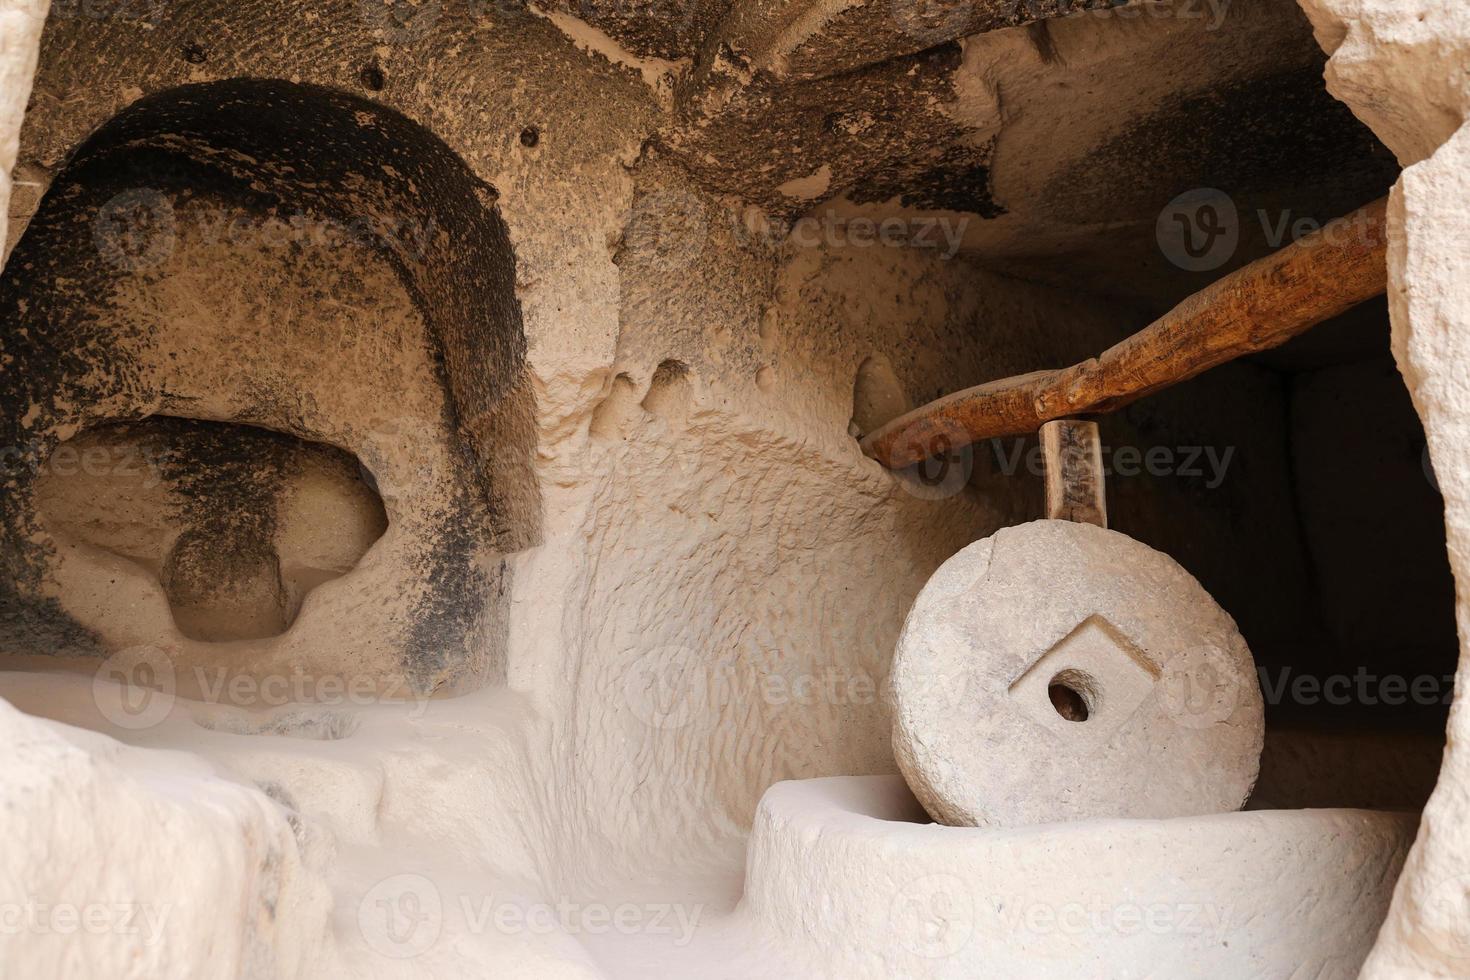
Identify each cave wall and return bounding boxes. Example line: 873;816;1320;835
0;80;537;693
0;0;1336;883
1294;0;1470;973
0;1;1442;974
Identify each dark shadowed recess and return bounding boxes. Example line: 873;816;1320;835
0;79;539;688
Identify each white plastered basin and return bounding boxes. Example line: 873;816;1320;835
740;775;1416;979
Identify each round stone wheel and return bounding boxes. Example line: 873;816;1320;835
889;519;1264;828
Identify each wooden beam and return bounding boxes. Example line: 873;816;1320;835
1041;419;1107;527
861;197;1389;469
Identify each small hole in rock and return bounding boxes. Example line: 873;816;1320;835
850;354;910;438
360;64;386;91
182;43;208;65
1049;676;1091;722
642;359;694;423
520;126;540;148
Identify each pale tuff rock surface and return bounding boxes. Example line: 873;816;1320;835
0;80;539;694
1297;1;1470;975
0;695;333;978
0;668;1418;980
1298;0;1470;169
890;520;1264;828
0;1;1454;978
0;0;1378;897
743;776;1415;979
0;1;45;252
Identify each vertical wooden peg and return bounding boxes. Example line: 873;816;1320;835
1040;419;1107;528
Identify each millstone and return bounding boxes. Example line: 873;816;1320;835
889;519;1264;828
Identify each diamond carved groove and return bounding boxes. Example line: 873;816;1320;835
1007;615;1159;740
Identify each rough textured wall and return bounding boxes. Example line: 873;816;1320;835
0;81;536;693
529;161;1321;883
0;692;334;977
0;1;45;251
1295;0;1470;974
0;2;1425;965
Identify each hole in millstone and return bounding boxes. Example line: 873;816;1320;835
360;63;386;91
1048;670;1094;722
